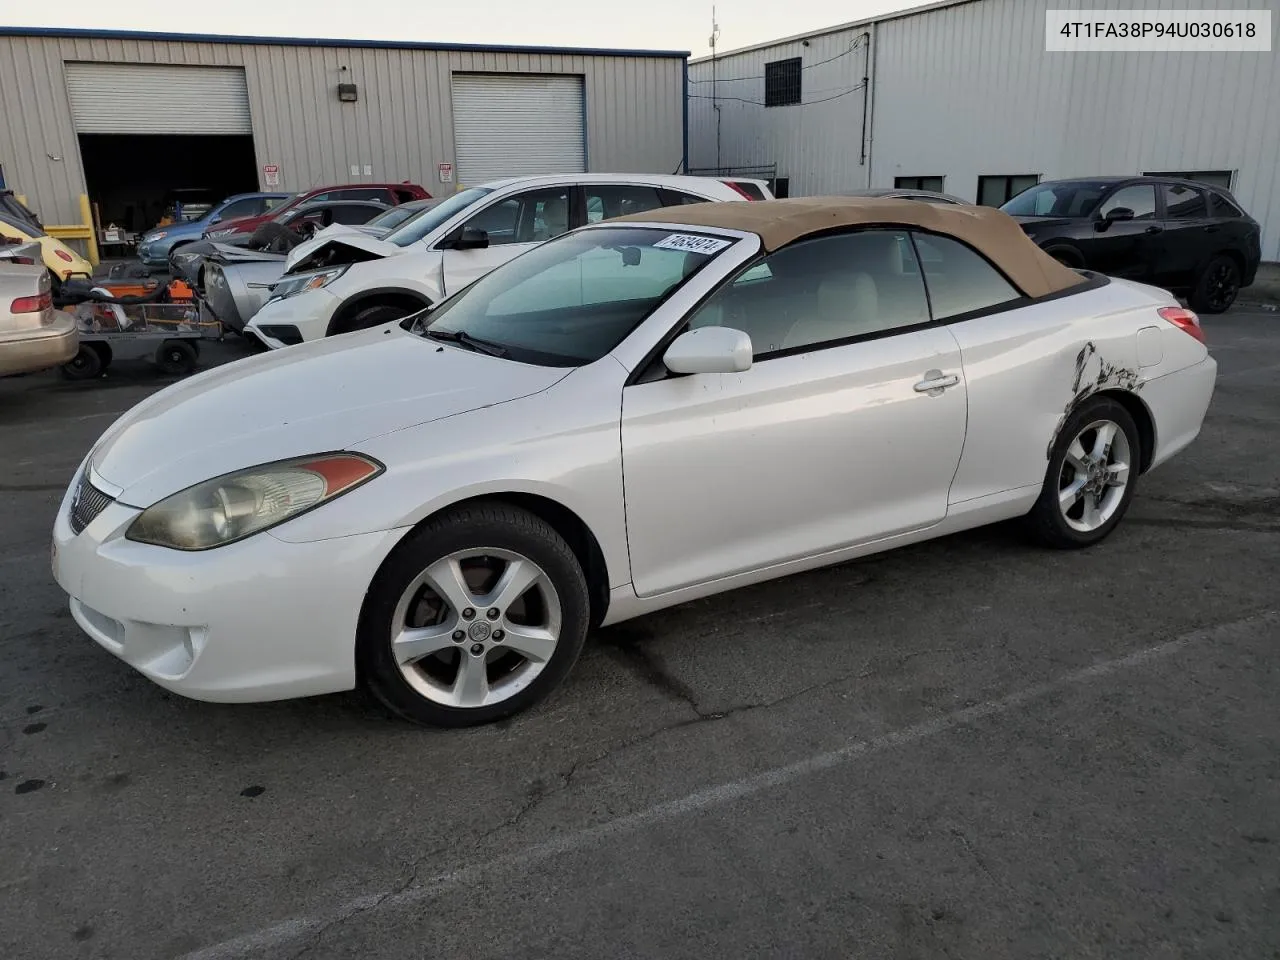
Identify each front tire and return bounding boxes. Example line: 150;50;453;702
1025;397;1140;549
358;502;590;727
1189;255;1240;314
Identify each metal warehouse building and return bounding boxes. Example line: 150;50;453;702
689;0;1280;260
0;27;688;239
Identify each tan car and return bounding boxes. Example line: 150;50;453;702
0;241;78;376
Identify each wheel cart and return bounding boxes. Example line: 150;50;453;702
62;301;221;381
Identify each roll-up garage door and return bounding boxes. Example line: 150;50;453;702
451;73;585;185
64;63;252;135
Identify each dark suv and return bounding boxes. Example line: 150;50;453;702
1000;176;1260;313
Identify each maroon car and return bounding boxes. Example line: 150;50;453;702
204;182;430;242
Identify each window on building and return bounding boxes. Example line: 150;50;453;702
910;233;1022;321
764;58;802;107
894;176;945;193
1159;183;1209;220
1098;184;1157;221
977;175;1040;207
1144;170;1233;190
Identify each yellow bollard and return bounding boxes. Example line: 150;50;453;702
79;193;99;267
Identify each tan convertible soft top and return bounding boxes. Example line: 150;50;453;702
613;197;1087;299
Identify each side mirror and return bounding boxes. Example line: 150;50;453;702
1100;207;1135;228
663;327;753;375
453;227;489;250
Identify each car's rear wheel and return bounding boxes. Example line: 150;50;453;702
1189;255;1240;314
358;503;590;727
1025;397;1140;549
61;344;102;381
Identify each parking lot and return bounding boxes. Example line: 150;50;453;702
2;307;1278;959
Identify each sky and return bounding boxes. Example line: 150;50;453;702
1;0;920;55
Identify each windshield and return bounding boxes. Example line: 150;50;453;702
1001;182;1110;218
369;199;441;231
385;188;494;247
421;226;735;367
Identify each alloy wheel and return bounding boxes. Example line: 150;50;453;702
389;549;562;708
1057;419;1132;533
1206;261;1239;312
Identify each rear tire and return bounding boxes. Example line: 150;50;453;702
1025;397;1140;549
156;339;198;376
1189;255;1240;314
357;502;590;727
61;344;102;381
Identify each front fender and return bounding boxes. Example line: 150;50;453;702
269;361;633;590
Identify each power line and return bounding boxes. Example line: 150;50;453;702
688;81;867;107
688;35;866;84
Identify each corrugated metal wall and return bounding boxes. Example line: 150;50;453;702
687;30;872;195
690;0;1280;259
0;33;685;226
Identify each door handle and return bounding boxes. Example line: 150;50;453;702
1144;225;1163;235
913;371;960;394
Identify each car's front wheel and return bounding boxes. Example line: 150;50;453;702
358;502;590;727
1025;397;1140;548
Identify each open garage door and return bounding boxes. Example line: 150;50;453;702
451;74;585;186
65;63;252;134
65;63;258;236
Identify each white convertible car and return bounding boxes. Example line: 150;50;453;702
52;199;1216;727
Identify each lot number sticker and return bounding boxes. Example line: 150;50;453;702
653;234;732;255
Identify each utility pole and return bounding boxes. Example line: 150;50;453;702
710;6;721;170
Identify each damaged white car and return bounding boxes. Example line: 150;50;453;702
53;199;1215;728
243;173;772;349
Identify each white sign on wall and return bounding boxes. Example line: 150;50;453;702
438;162;454;183
262;163;279;187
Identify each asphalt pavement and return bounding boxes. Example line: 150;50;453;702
1;311;1278;960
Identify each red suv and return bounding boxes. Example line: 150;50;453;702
204;182;430;242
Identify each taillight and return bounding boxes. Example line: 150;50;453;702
721;180;757;200
5;255;37;266
55;249;74;262
1158;306;1205;345
11;290;53;313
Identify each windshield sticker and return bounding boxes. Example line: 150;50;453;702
653;234;733;255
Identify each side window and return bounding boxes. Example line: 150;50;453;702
307;192;332;203
1211;192;1244;218
330;204;381;225
461;188;570;246
1161;183;1208;220
394;189;418;204
1098;185;1157;221
218;198;261;220
263;196;288;211
688;229;931;358
583;185;666;223
912;233;1022;321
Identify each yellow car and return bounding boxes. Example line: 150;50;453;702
0;213;93;284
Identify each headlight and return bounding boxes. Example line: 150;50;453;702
270;266;349;300
126;453;383;550
147;231;168;242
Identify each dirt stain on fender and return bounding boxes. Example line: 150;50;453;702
1046;340;1143;458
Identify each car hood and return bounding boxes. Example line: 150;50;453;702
284;233;404;273
89;325;570;506
207;243;286;265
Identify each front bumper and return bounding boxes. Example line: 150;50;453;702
245;288;341;349
0;314;78;376
52;472;409;703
